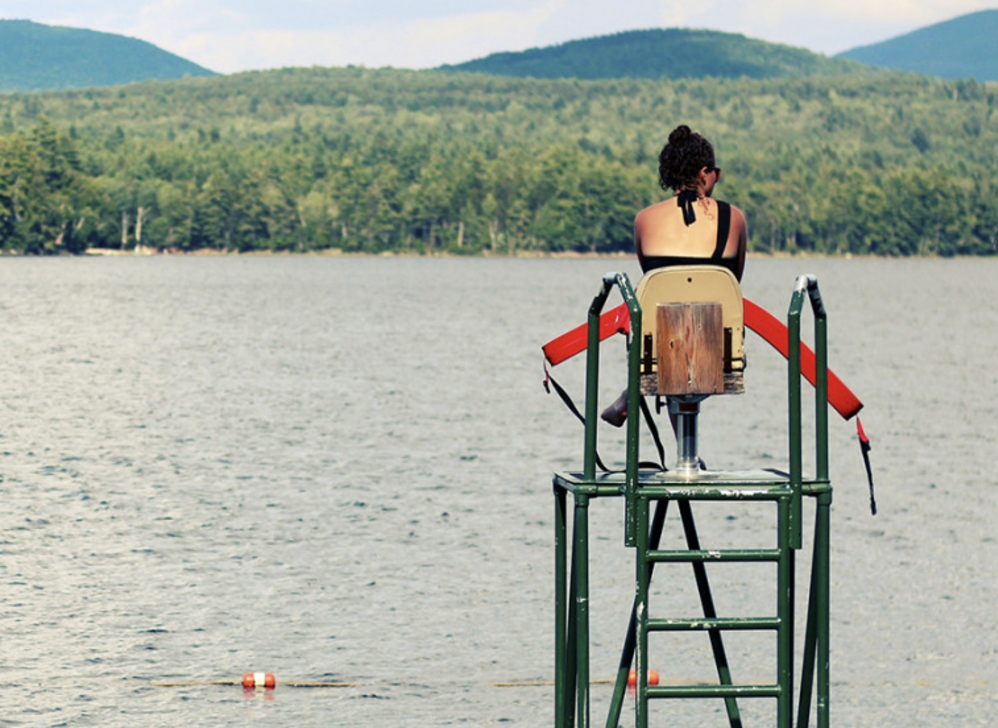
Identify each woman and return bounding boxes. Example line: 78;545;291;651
602;125;747;426
636;124;747;278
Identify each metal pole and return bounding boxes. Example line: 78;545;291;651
624;276;642;548
811;278;832;728
635;496;650;728
812;287;829;484
787;283;805;550
584;273;639;483
796;506;820;728
777;496;794;728
677;411;698;471
583;283;610;482
799;275;831;728
816;491;831;728
554;485;568;728
566;556;577;728
575;494;591;728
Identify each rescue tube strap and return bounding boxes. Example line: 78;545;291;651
856;417;877;515
543;361;666;472
543;361;612;473
639;396;667;471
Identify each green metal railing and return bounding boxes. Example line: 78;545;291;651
787;275;832;728
553;272;833;728
582;273;642;545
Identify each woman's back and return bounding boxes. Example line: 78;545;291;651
600;123;747;427
636;196;746;279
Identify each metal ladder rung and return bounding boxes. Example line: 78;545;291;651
647;548;782;563
647;683;782;699
637;485;793;501
646;616;781;632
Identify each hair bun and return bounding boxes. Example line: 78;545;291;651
668;125;692;144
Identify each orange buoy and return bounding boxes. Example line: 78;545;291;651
243;672;276;689
627;670;660;686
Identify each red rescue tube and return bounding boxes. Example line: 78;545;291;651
542;298;862;420
742;299;862;420
542;302;631;366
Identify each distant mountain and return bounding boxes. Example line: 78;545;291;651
837;10;998;81
0;19;215;92
438;28;871;81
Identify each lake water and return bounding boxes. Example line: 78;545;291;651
0;255;996;726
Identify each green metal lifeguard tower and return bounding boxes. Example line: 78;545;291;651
551;268;835;728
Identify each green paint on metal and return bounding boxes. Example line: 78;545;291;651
553;273;835;728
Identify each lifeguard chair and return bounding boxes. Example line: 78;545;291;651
552;268;832;728
634;265;745;473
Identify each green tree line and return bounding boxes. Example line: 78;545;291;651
1;67;996;255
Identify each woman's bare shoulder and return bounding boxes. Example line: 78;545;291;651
636;199;676;225
726;202;747;231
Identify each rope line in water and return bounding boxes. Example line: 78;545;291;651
491;679;991;688
151;673;360;689
139;676;998;690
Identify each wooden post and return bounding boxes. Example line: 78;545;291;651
656;302;724;395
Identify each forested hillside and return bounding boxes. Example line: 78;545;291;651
440;29;868;80
0;20;214;92
1;66;996;256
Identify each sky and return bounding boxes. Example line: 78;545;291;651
2;1;996;74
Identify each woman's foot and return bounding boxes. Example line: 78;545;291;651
601;390;629;427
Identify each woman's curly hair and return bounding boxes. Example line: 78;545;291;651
657;125;715;192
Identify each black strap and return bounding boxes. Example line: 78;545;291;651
711;200;731;260
857;417;878;515
639;396;667;471
543;361;612;472
544;361;666;473
677;189;699;226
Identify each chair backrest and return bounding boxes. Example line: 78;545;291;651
634;265;745;396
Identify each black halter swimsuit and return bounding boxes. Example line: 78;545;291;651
640;199;738;277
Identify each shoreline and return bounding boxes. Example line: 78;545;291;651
62;247;980;261
0;245;981;260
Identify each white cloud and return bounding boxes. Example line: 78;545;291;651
400;0;567;64
806;0;989;24
688;0;998;53
657;1;694;29
8;0;998;71
157;1;571;72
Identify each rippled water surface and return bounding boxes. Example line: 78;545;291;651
1;255;996;726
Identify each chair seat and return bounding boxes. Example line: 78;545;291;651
634;265;745;396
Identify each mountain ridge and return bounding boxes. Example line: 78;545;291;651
438;28;871;81
0;19;215;92
837;10;998;81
